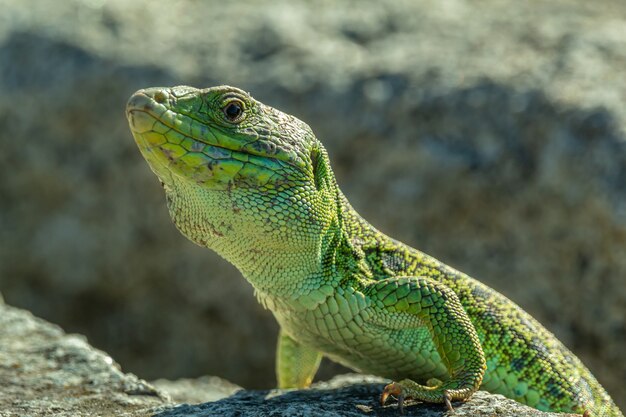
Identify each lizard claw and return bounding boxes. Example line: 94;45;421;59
381;382;406;414
444;390;455;413
381;382;402;406
398;391;406;414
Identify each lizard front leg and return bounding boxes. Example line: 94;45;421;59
276;328;322;389
366;277;487;411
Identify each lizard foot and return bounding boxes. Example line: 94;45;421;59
381;382;406;413
381;378;471;413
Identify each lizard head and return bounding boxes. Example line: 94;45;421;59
126;85;340;262
126;85;322;190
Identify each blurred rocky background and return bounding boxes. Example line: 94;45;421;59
0;0;624;411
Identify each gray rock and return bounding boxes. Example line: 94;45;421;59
0;299;168;417
0;299;574;416
0;0;624;411
152;376;242;405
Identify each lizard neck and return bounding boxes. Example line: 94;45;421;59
164;174;373;301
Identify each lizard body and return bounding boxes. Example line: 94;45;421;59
126;85;622;416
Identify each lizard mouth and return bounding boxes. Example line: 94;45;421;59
126;88;292;186
127;90;231;151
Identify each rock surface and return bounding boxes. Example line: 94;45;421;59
151;376;242;405
0;297;168;417
0;298;575;416
0;0;624;411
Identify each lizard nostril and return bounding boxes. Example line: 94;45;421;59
154;90;168;104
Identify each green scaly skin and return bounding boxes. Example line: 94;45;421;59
126;85;622;416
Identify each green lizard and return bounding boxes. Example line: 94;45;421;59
126;85;622;416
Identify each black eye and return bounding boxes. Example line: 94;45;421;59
223;101;244;121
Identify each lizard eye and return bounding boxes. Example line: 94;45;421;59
223;100;244;122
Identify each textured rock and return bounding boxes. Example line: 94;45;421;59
0;298;168;416
152;376;242;405
0;0;624;411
